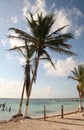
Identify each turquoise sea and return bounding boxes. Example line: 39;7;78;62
0;98;84;121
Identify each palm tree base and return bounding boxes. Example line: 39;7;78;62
24;116;32;119
78;106;84;112
12;113;23;119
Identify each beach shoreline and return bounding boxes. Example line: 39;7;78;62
0;111;84;130
0;109;78;123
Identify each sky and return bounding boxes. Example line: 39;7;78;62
0;0;84;98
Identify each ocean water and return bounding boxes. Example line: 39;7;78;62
0;98;83;121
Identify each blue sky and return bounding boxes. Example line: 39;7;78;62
0;0;84;98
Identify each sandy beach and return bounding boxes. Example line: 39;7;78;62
0;112;84;130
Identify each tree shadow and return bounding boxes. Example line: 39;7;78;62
65;117;84;121
46;118;84;127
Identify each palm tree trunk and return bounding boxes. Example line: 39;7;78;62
24;57;40;118
78;95;83;112
17;81;25;115
24;96;29;118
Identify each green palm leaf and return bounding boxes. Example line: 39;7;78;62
47;25;69;38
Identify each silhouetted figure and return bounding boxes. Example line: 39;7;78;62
9;106;11;112
2;103;6;109
2;107;4;111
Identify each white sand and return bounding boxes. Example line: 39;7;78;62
0;112;84;130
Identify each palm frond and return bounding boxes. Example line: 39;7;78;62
8;46;27;59
68;76;79;80
7;35;27;41
8;28;36;43
47;25;69;38
45;39;72;49
42;50;56;69
47;45;76;56
68;64;84;84
26;12;55;39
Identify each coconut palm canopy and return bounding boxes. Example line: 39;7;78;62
8;13;76;58
68;64;84;84
8;12;76;117
0;0;84;100
8;12;76;77
68;64;84;111
68;64;84;96
7;12;76;97
8;12;76;85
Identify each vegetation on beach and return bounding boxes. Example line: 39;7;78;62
68;64;84;112
8;41;36;117
7;12;76;118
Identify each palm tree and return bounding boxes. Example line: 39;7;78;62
8;12;76;117
68;64;84;112
8;40;35;117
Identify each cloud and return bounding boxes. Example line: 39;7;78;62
51;7;84;35
74;25;84;38
50;3;56;11
22;0;47;18
6;52;25;65
50;8;72;34
22;0;84;38
69;7;83;18
16;56;26;64
7;31;25;64
0;79;58;98
2;39;7;46
31;85;57;98
7;1;84;65
11;16;18;23
6;16;18;24
43;57;77;77
22;0;31;17
6;53;14;60
0;79;22;98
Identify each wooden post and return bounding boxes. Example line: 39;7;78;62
44;105;46;120
61;105;64;118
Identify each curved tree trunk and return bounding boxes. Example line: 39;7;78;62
12;81;25;118
24;57;40;118
17;81;25;115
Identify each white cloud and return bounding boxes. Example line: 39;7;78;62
2;39;7;46
51;7;84;35
22;0;31;17
22;0;47;18
74;25;84;38
31;85;56;98
7;32;26;65
16;56;25;64
0;79;22;98
6;52;25;65
6;53;14;60
11;16;18;23
43;57;77;77
22;0;84;38
51;8;72;34
50;3;56;11
68;7;83;19
0;79;57;98
63;82;69;85
7;16;18;24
